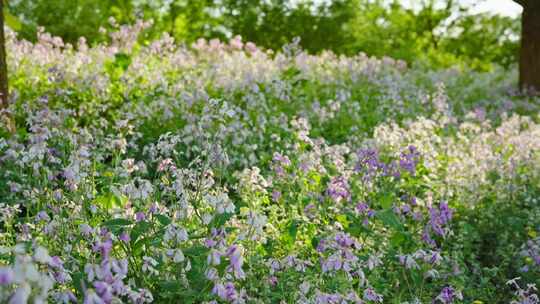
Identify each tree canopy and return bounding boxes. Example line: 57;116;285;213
5;0;521;70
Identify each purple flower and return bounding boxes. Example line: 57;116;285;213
50;256;64;268
135;212;145;222
363;287;383;302
84;289;106;304
205;239;217;248
435;286;462;303
94;281;113;303
80;224;93;236
273;153;291;166
273;153;291;177
399;145;421;175
149;202;159;214
317;239;328;252
335;233;354;247
268;276;278;286
0;267;14;285
356;148;381;178
213;282;239;301
226;245;245;279
93;239;113;258
55;290;77;303
158;158;174;172
425;201;454;241
304;204;316;218
111;259;129;277
207;249;222;266
474;107;486;121
321;254;342;272
356;148;401;179
119;232;130;243
422;229;436;247
36;210;50;222
272;190;281;202
356;202;369;213
326;176;350;203
427;251;443;265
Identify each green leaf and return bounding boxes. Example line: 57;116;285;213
155;214;172;226
103;218;132;227
94;194;113;210
336;214;350;228
159;280;183;293
183;245;210;257
113;53;132;71
376;209;402;230
346;221;368;237
379;193;395;209
311;236;320;249
287;220;299;241
130;221;152;243
94;193;129;210
210;213;233;228
72;271;85;297
390;231;406;247
102;218;131;235
105;53;131;79
3;9;22;31
111;193;129;208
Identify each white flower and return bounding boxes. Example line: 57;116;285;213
173;249;185;263
299;281;311;295
9;282;31;304
34;247;52;264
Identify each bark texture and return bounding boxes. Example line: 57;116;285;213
0;0;8;108
518;1;540;93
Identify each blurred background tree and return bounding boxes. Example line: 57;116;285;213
1;0;15;133
513;0;539;92
0;0;8;109
4;0;523;71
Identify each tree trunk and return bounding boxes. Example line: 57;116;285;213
519;1;540;94
0;0;8;108
0;0;14;133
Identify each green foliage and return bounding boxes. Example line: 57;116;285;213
5;0;520;69
7;0;111;43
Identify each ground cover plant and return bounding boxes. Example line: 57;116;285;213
0;24;539;303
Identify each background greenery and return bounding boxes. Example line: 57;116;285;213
5;0;520;71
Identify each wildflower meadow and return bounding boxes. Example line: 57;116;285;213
0;21;539;304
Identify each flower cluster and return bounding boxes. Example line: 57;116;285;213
0;24;538;303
